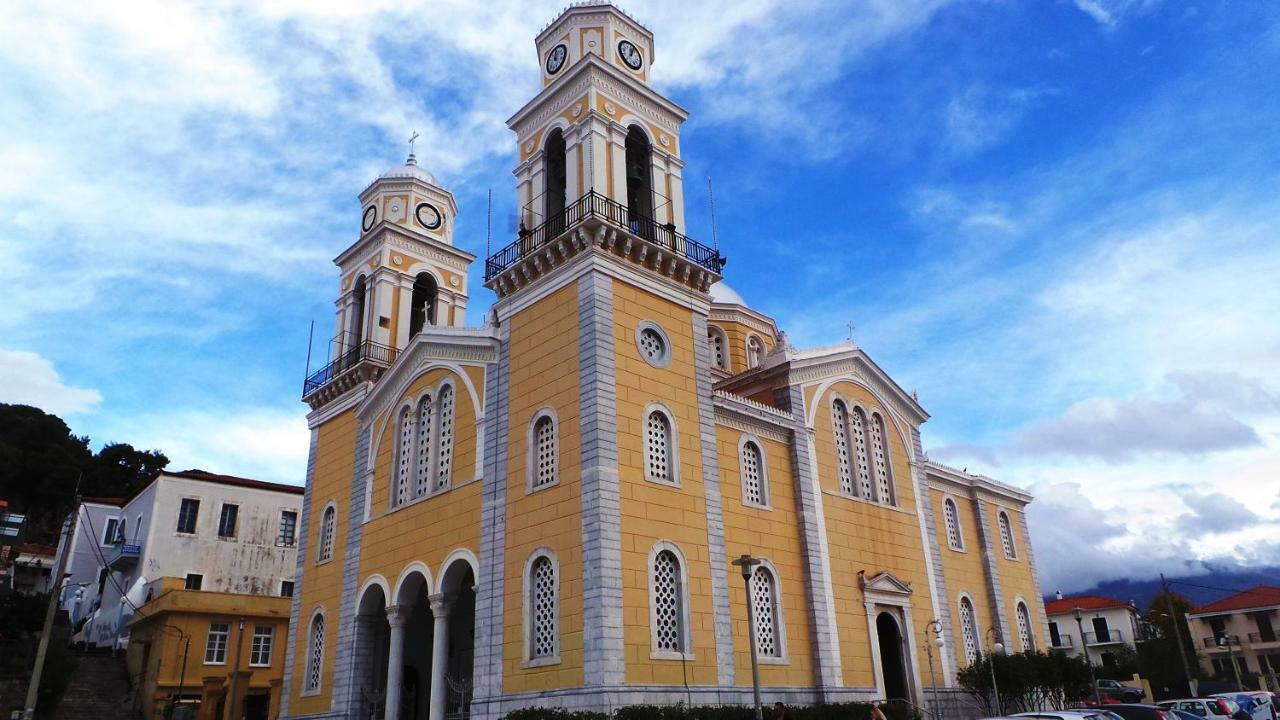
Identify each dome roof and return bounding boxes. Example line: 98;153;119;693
379;153;439;186
709;281;746;306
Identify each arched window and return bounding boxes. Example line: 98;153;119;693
625;125;654;230
959;596;979;665
531;412;558;490
350;275;368;349
943;498;964;550
708;325;729;371
395;405;414;506
409;272;438;336
317;506;336;563
1016;601;1034;651
869;411;896;505
747;335;764;369
305;612;325;693
434;384;455;490
650;546;688;655
999;511;1017;559
415;394;434;497
831;399;854;495
750;565;783;659
528;553;558;661
849;406;873;500
544;128;567;239
644;407;675;485
740;439;767;507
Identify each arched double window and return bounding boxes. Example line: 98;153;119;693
644;405;677;485
708;325;729;371
998;510;1018;559
943;498;964;550
750;565;784;659
527;550;559;662
740;438;768;508
391;381;458;507
304;611;325;694
317;505;336;564
831;398;873;500
528;410;558;491
650;543;691;657
746;335;764;369
958;595;979;665
1016;601;1034;651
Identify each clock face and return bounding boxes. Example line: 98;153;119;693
415;202;442;230
545;44;568;75
362;205;377;232
617;40;643;70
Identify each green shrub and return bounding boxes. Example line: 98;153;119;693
504;701;887;720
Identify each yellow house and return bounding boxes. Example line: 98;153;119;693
128;580;292;720
280;4;1047;720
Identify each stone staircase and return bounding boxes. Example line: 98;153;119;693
52;651;139;720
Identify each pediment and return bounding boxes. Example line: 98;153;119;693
859;570;913;596
357;326;500;425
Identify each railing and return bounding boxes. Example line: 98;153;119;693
1203;634;1241;648
303;339;397;396
1084;629;1124;644
106;542;141;569
1248;631;1278;643
484;190;725;281
1050;635;1074;649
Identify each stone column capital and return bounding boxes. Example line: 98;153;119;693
428;592;453;617
385;604;412;627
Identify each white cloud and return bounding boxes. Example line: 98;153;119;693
1071;0;1161;27
0;350;102;415
945;85;1053;154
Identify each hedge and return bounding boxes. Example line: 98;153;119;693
504;701;919;720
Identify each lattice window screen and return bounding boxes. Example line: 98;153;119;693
870;413;894;505
415;395;434;497
850;407;874;500
639;328;665;364
652;550;684;652
832;401;854;495
534;416;557;488
1017;603;1034;651
318;507;335;562
396;406;413;506
306;615;325;692
435;385;455;490
960;598;978;664
742;441;764;505
646;411;672;483
751;567;780;657
944;499;963;550
999;512;1017;558
531;556;557;658
710;329;727;369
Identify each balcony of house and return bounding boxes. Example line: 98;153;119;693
302;337;397;407
1202;634;1241;649
483;190;725;298
105;540;141;570
1247;631;1279;645
1084;629;1126;645
1050;635;1075;651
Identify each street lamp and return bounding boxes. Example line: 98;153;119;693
924;619;945;720
732;554;764;720
1074;607;1098;704
1216;633;1244;689
986;628;1005;716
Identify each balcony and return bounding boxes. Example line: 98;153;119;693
484;190;725;297
1084;629;1125;645
1203;634;1241;648
1050;635;1074;650
302;339;397;407
1247;632;1278;644
106;542;141;569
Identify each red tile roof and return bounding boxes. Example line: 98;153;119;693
18;543;57;557
1194;585;1280;615
1045;594;1134;615
166;470;304;496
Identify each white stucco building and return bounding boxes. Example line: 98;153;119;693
1044;593;1141;667
67;470;304;650
53;497;125;625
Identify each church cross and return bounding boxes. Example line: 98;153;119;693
847;321;855;343
408;130;420;156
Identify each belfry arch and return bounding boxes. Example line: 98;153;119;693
409;272;438;337
544;128;567;238
624;124;653;230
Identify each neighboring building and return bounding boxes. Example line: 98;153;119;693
0;498;28;589
51;497;124;625
1044;593;1141;666
1185;585;1280;685
6;543;56;593
280;5;1048;720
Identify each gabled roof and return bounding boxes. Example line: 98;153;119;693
1191;585;1280;616
1044;594;1134;616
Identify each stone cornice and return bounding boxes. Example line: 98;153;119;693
709;306;779;340
334;223;475;272
508;55;687;135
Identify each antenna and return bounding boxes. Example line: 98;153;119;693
486;188;493;258
304;320;315;376
706;175;719;252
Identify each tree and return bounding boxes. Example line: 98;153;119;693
0;404;169;544
958;650;1094;714
1141;589;1203;693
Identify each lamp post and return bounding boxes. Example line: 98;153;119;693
1074;607;1098;704
732;554;764;720
924;619;945;720
985;628;1005;716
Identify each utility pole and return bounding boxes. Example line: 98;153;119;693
1074;607;1099;705
1161;573;1198;696
226;617;246;720
24;483;79;720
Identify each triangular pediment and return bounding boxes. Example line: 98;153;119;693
860;570;913;596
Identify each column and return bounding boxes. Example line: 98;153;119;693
198;677;225;720
428;593;453;720
225;670;253;720
268;679;283;720
384;604;411;720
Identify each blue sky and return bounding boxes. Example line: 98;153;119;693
2;0;1277;592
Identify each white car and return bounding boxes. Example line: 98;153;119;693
1013;711;1121;720
1159;699;1238;720
1211;693;1274;720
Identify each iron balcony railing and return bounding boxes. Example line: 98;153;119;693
1050;635;1074;649
106;542;141;569
303;339;397;396
1248;631;1278;643
1084;629;1124;644
1203;634;1242;648
484;190;725;281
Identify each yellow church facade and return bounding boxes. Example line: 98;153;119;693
280;5;1047;720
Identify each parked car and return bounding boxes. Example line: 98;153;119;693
1211;694;1271;720
1097;680;1147;703
1013;711;1119;720
1158;698;1241;720
1103;704;1176;720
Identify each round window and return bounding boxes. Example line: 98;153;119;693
635;321;671;368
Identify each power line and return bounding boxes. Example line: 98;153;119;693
1167;578;1265;596
79;506;149;623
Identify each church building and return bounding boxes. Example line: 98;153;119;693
281;5;1048;720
